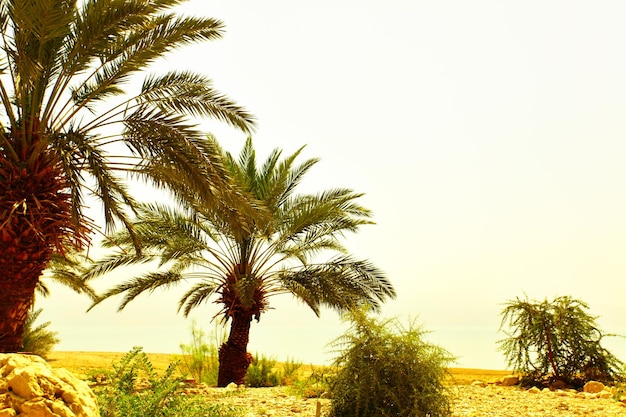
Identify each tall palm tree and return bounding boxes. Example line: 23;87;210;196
86;137;396;386
0;0;255;353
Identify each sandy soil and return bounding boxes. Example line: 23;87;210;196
46;350;511;384
44;351;626;417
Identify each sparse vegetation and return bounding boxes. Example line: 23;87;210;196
178;321;225;386
243;354;302;387
290;364;336;398
498;295;623;388
329;309;454;417
95;347;243;417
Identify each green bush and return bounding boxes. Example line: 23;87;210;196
22;308;59;358
179;321;224;386
96;347;242;417
329;309;454;417
498;295;623;388
243;354;302;387
281;357;303;385
290;365;335;398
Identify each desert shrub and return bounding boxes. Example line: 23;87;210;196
179;321;225;386
243;354;303;387
21;308;60;358
96;347;242;417
281;357;303;385
329;309;454;417
498;295;623;388
290;365;336;398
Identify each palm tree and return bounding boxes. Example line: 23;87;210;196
0;0;255;353
86;137;396;386
21;308;60;359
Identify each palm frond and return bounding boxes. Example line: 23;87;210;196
90;270;185;311
178;280;220;317
280;256;395;315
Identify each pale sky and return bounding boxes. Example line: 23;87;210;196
39;1;626;370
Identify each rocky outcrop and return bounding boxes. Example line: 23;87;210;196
0;354;99;417
500;375;519;386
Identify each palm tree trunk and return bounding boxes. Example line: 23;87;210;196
217;311;254;387
0;141;76;352
0;246;48;352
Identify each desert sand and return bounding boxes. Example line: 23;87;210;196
45;351;626;417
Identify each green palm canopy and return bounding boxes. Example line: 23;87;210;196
87;137;396;386
0;0;255;352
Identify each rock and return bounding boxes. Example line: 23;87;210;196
0;354;98;417
225;382;238;390
583;380;605;394
549;380;567;390
500;375;519;386
527;387;541;394
471;380;487;387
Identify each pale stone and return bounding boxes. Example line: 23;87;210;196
0;409;16;417
471;380;487;387
500;375;519;386
527;387;541;394
0;354;98;417
583;380;605;394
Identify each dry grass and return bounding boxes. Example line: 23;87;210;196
46;351;512;385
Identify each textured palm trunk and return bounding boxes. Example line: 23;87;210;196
0;137;76;352
217;311;254;387
0;247;48;352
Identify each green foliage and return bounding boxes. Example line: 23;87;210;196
498;295;623;387
21;308;60;358
242;354;303;387
179;321;225;386
329;310;454;417
96;347;242;417
281;357;303;386
290;365;335;398
244;354;279;387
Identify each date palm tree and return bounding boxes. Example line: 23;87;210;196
0;0;255;352
86;137;396;386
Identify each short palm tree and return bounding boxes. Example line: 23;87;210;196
0;0;255;352
21;308;60;359
87;137;396;386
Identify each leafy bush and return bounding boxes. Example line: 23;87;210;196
244;353;279;387
290;365;335;398
329;309;454;417
498;295;623;388
243;354;303;387
22;308;59;358
281;357;303;385
96;347;242;417
179;321;225;386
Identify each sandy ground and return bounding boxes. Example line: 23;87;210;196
44;351;626;417
46;350;511;384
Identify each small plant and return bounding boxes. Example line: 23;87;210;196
21;308;60;358
179;321;225;386
290;365;335;398
242;354;303;387
329;309;454;417
244;353;279;387
96;347;243;417
281;357;303;385
498;295;623;388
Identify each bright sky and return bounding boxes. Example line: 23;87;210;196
39;1;626;370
